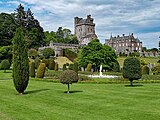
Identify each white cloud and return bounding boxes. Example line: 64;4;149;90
1;0;159;48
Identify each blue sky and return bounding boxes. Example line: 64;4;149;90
0;0;160;49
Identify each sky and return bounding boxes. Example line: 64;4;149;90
0;0;160;49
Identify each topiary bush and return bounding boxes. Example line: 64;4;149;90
29;61;35;77
12;27;29;94
151;65;160;75
123;57;142;86
36;63;46;78
42;59;50;68
86;63;92;72
63;64;67;71
59;70;79;93
34;57;41;69
0;59;11;72
69;63;74;70
112;61;120;72
48;59;55;70
73;62;78;74
54;62;59;71
142;65;150;75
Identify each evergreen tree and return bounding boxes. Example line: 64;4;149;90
12;27;29;94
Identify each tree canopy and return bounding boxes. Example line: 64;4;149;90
77;39;118;71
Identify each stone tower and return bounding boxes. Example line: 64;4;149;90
74;15;97;45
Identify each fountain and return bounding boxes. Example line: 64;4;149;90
88;65;119;78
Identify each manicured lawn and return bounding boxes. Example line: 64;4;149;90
1;78;160;120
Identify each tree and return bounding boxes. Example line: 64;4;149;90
14;4;45;49
123;57;142;86
0;59;10;72
12;27;29;94
0;46;12;63
0;13;17;46
77;39;117;71
42;48;55;59
59;70;79;93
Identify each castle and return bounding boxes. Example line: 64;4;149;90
105;33;142;54
74;15;97;45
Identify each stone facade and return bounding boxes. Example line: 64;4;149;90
74;15;97;45
105;33;142;53
39;41;79;56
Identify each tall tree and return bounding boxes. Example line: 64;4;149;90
77;39;117;71
12;27;29;94
14;4;45;48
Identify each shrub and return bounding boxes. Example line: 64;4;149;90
0;59;10;72
12;27;29;94
34;57;41;69
59;70;79;93
86;63;92;72
151;65;160;75
112;61;120;72
63;64;67;71
69;63;74;70
64;48;77;61
42;48;55;59
123;57;142;86
49;59;55;70
29;61;35;77
36;63;46;78
54;62;59;71
42;59;50;68
142;65;149;75
28;48;38;59
73;62;78;74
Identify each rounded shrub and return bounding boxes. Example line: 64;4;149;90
42;48;55;59
36;63;46;78
69;63;74;70
123;57;142;86
0;59;10;72
49;59;55;70
142;65;150;75
29;61;35;77
86;63;92;72
59;70;79;93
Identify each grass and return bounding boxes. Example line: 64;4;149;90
117;57;159;66
1;75;160;119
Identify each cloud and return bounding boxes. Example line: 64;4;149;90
0;0;160;48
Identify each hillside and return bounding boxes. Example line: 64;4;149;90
55;57;73;68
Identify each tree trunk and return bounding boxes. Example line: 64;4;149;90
130;79;133;86
67;83;70;94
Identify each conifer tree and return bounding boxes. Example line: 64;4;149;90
12;27;29;94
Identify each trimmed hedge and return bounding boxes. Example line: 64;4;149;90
54;62;59;71
64;48;77;62
42;59;50;68
29;61;35;77
142;65;149;75
36;63;46;78
35;57;41;69
0;59;10;72
152;65;160;75
86;63;92;72
49;59;55;70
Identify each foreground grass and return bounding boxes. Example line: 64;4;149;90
1;79;160;120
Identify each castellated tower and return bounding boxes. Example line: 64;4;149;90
74;15;97;45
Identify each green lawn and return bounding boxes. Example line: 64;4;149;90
1;78;160;120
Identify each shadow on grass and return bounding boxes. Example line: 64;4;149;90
24;89;50;94
125;85;143;87
64;90;83;94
